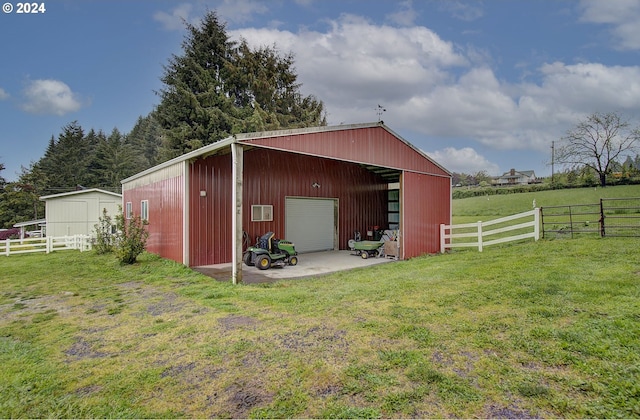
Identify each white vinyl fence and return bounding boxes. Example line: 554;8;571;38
440;208;540;253
1;235;92;256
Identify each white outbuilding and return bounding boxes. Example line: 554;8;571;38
40;188;122;237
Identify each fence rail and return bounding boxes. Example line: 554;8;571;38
541;197;640;238
1;235;92;256
440;208;540;253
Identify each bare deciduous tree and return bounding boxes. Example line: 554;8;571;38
556;112;640;187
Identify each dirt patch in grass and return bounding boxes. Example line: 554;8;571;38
485;403;537;419
276;325;348;354
315;384;343;397
160;361;197;378
0;292;77;323
65;337;110;360
218;315;259;330
222;380;274;418
118;281;192;317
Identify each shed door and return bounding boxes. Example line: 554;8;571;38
285;198;336;253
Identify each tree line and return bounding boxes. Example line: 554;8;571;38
451;153;640;189
0;11;326;229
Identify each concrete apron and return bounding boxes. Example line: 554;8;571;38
194;250;396;284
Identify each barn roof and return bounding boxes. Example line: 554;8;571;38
121;122;450;184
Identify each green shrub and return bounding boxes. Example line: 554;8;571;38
93;208;116;254
114;209;149;264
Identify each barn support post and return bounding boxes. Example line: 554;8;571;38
182;160;190;265
231;142;244;284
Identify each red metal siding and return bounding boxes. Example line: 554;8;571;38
122;176;184;263
188;148;388;266
240;126;449;177
189;155;233;267
401;171;451;258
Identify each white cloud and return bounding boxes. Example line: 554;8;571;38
153;3;194;31
438;1;485;22
231;14;467;108
386;0;418;27
579;0;640;50
0;88;9;100
536;62;640;111
154;1;269;31
215;0;269;24
426;147;500;175
21;79;82;116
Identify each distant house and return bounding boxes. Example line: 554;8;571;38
494;169;537;186
40;189;122;237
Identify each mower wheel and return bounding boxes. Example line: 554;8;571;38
243;252;254;266
256;254;271;270
289;256;298;266
360;251;368;259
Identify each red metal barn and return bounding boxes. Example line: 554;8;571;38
121;122;451;282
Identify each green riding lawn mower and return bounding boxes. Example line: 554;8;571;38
243;232;298;270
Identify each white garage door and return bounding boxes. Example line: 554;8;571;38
285;198;336;253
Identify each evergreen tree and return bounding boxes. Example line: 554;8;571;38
155;10;236;161
154;10;326;161
0;165;46;228
228;39;326;133
127;114;163;168
93;128;144;191
79;129;105;188
37;121;90;192
0;162;6;188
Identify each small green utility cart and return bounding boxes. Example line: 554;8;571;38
348;239;384;259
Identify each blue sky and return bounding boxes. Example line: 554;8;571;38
1;0;640;182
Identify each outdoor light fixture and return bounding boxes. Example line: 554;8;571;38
312;182;320;188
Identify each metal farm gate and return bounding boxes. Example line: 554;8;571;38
541;197;640;238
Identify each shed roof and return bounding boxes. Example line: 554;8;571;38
121;122;450;184
13;219;46;228
40;188;122;201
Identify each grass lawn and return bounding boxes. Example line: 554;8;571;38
1;235;639;418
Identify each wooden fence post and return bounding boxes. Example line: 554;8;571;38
534;207;540;241
477;221;483;252
5;239;9;256
440;224;445;253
